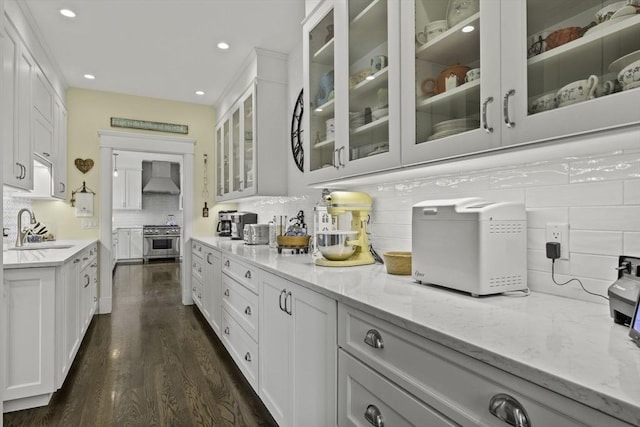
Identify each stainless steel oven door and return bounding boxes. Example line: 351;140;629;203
143;235;180;260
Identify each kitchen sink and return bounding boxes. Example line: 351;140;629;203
7;244;74;251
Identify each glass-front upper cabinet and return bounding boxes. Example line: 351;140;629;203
401;0;501;166
503;0;640;145
215;126;223;197
305;2;336;175
223;121;230;195
243;92;254;190
232;108;240;191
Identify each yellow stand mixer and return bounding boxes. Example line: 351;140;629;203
315;191;375;267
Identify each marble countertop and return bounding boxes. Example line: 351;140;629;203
3;240;98;269
194;236;640;425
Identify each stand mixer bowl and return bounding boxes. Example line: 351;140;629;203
316;231;358;261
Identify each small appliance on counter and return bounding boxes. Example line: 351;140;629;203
608;255;640;326
217;210;237;237
315;191;374;267
230;212;258;240
412;198;527;297
244;224;270;245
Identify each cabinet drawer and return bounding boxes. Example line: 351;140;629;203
192;256;204;283
222;255;258;294
339;304;630;427
191;241;204;259
339;350;455;427
191;276;204;313
221;308;259;391
222;273;259;341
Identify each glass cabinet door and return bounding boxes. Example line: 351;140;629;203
243;92;254;191
232;108;240;192
347;0;391;161
223;120;230;195
307;7;336;172
215;126;223;197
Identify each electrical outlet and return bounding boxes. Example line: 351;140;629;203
545;222;569;260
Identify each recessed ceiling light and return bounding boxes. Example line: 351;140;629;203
59;9;76;18
462;25;475;33
83;74;95;80
217;42;230;50
195;90;205;96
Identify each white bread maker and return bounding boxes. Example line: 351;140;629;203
412;198;527;296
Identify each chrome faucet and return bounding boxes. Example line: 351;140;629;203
16;208;37;247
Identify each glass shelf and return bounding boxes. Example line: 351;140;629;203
417;79;480;112
416;13;480;66
313;138;336;150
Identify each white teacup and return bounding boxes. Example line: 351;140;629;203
556;75;598;107
426;20;448;42
465;68;480;82
618;58;640;90
530;92;557;114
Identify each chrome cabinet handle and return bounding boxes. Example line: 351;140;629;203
285;291;292;315
489;394;530;427
338;146;346;167
224;289;230;297
244;270;252;279
198;267;202;273
364;329;384;349
244;352;252;362
503;89;516;128
84;275;90;287
244;306;252;316
224;260;230;267
206;253;212;264
61;182;65;192
364;404;384;427
15;162;21;179
333;149;339;169
279;289;286;311
224;327;230;335
74;259;81;264
482;96;494;133
43;152;50;157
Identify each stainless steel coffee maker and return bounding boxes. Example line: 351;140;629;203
230;212;258;240
217;210;236;237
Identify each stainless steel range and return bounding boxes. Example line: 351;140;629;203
143;225;181;262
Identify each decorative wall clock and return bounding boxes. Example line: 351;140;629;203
290;89;304;172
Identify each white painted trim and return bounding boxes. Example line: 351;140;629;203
98;130;196;314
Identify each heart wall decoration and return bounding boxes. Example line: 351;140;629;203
74;158;94;174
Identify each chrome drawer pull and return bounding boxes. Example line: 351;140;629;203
489;394;530;427
224;327;230;335
364;329;384;349
224;260;230;267
364;404;384;427
206;253;212;264
244;352;252;362
244;270;252;279
224;289;230;297
279;289;286;312
244;306;252;316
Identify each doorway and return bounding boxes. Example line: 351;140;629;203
99;130;195;314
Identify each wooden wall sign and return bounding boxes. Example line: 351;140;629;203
111;117;189;134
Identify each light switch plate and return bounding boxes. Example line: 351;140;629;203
545;223;569;260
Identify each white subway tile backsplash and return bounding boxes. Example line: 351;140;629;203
624;180;640;205
527;228;546;250
526;208;569;228
371;210;411;225
527;270;611;304
570;230;622;256
624;232;640;257
528;249;570;275
569;152;640;183
490;162;568;189
571;206;640;232
568;253;618;281
525;181;623;207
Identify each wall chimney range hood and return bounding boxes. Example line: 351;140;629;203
142;161;180;194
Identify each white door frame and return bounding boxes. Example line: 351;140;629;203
98;130;196;313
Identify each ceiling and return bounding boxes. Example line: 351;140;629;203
23;0;305;106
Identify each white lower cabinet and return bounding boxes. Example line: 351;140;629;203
2;268;55;411
2;243;98;413
221;308;259;389
116;227;143;261
205;248;221;334
338;304;633;427
259;270;337;427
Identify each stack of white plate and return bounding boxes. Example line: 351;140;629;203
350;112;365;129
428;118;480;141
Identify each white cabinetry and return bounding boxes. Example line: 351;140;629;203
51;96;67;199
2;268;55;412
338;303;633;427
214;49;288;202
205;247;222;334
1;17;33;191
259;270;336;427
116;228;143;261
32;66;54;160
113;168;142;210
304;0;402;184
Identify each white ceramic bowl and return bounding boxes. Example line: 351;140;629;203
618;58;640;89
530;92;557;114
316;231;357;261
556;76;598;107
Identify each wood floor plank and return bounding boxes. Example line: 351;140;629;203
3;261;277;427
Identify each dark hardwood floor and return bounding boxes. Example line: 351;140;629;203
4;261;277;427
